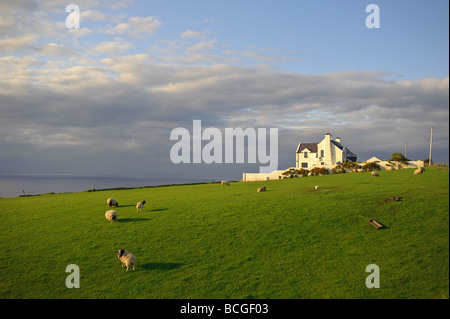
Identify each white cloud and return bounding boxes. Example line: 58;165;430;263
104;16;162;38
180;29;210;39
0;35;34;53
92;40;134;53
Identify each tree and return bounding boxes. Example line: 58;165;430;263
389;152;409;162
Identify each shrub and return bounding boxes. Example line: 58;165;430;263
294;168;309;176
332;164;346;174
341;161;359;169
362;162;381;171
389;152;410;162
311;167;330;176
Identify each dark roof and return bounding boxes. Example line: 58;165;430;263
297;143;318;153
330;140;343;150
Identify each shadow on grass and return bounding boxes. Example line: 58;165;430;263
117;218;150;222
140;262;183;271
150;208;168;212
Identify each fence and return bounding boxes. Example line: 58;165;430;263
425;162;449;171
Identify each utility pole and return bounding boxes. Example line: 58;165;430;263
405;142;407;159
429;126;433;164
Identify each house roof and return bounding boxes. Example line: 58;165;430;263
331;140;343;150
297;143;318;153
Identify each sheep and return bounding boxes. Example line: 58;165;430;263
371;171;379;177
221;180;230;186
117;249;136;272
414;168;422;175
136;200;146;213
105;210;118;222
107;198;119;207
315;185;319;190
257;186;266;192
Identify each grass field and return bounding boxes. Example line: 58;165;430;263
0;168;448;299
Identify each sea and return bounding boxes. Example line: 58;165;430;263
0;174;210;198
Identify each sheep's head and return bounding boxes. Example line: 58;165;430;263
142;200;146;205
118;249;125;257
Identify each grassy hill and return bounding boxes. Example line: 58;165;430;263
0;168;448;299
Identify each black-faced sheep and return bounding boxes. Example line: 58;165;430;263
414;168;422;175
107;198;119;207
105;210;118;222
117;249;136;272
257;186;266;192
136;200;146;213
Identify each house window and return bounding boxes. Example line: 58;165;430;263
304;151;308;158
321;162;325;165
321;150;324;157
301;163;308;168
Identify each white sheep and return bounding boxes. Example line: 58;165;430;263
117;249;136;272
107;198;119;207
221;180;230;186
136;200;146;213
414;168;422;175
371;171;379;177
315;185;319;190
105;210;118;222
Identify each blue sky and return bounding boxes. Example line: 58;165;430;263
0;0;448;180
71;0;449;78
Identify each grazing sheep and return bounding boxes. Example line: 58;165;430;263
419;167;425;173
414;168;422;175
107;198;119;207
105;210;118;222
221;180;230;186
136;200;146;213
257;186;266;192
371;171;379;177
117;249;136;272
315;185;319;190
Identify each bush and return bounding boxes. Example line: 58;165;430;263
294;168;309;176
311;167;330;176
332;164;346;174
389;152;410;162
341;161;359;169
362;162;381;171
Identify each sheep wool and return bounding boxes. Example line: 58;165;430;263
107;198;119;207
105;210;118;222
136;200;146;213
117;249;136;272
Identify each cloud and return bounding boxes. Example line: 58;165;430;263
0;1;447;179
0;35;34;53
180;29;210;39
36;43;75;57
104;16;162;38
92;39;134;53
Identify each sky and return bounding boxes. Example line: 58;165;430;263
0;0;448;181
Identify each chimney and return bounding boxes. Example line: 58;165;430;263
324;133;332;165
335;137;341;143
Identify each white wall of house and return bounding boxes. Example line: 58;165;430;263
296;133;350;170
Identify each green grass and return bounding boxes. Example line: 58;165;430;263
0;169;448;299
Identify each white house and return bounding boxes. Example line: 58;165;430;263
295;133;357;169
